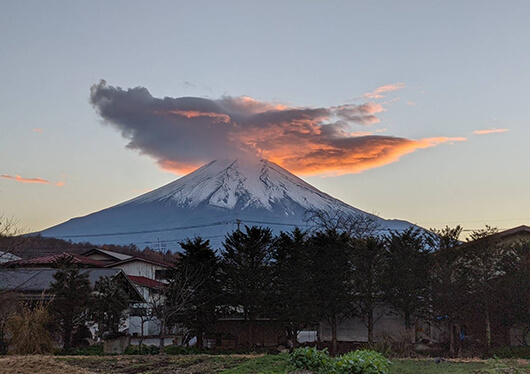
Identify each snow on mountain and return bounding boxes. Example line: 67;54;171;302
38;159;417;251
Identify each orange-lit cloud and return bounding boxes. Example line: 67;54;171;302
1;174;65;186
260;136;467;176
362;83;405;99
473;128;509;135
32;128;44;133
90;80;466;176
161;110;231;123
1;174;50;184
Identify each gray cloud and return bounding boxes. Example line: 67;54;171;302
90;80;465;175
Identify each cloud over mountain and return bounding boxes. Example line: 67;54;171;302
90;81;465;175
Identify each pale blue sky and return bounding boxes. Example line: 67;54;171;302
1;1;529;233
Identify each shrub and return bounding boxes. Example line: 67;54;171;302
289;347;391;374
289;347;333;373
334;350;391;374
163;345;201;355
491;346;530;359
361;332;415;358
8;303;53;354
58;343;104;356
124;344;160;355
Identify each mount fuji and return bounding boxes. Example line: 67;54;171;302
39;159;418;251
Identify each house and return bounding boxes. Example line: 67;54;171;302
0;267;144;303
0;251;21;264
82;248;174;280
1;249;177;346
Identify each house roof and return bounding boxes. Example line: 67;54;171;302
2;252;107;268
0;268;122;291
105;256;174;269
127;275;166;289
81;248;133;261
0;267;145;302
455;225;530;250
0;251;22;264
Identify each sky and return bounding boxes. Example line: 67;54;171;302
1;1;529;235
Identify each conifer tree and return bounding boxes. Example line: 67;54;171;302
49;257;92;351
178;237;220;349
220;226;274;349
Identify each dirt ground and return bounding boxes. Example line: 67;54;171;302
0;355;93;374
2;355;529;374
0;354;254;374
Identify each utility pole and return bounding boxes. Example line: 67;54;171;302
236;219;241;231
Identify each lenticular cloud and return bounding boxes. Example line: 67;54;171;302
90;80;465;175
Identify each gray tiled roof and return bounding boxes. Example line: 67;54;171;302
0;268;122;292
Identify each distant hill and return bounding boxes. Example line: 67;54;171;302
0;234;176;263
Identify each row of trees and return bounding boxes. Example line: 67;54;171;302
150;218;528;355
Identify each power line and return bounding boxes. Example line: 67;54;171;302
419;217;530;225
45;216;527;243
49;220;234;239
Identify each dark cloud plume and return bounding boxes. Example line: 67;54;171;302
90;81;465;175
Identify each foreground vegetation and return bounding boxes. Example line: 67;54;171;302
0;354;525;374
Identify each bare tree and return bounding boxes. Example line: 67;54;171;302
0;215;27;353
304;208;380;239
0;214;27;263
150;264;205;350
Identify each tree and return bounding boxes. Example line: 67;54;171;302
304;209;380;239
178;237;220;349
91;276;129;339
0;214;26;260
428;225;466;355
271;228;316;349
383;227;430;343
350;236;388;345
455;228;522;350
0;215;27;353
220;226;274;349
49;257;92;351
153;262;204;350
467;225;498;242
0;292;19;354
309;229;354;355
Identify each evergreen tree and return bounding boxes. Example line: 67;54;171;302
428;225;466;354
383;227;430;343
91;276;129;339
271;228;316;349
178;237;220;349
220;226;274;349
456;229;523;350
49;257;92;351
350;236;387;345
309;229;354;355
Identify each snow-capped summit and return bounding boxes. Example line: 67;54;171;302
39;159;416;251
126;158;363;214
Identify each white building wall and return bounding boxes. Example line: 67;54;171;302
319;305;441;343
111;261;165;279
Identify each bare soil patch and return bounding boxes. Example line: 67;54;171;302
0;355;93;374
58;354;252;374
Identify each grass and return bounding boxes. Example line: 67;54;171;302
220;354;288;374
12;354;526;374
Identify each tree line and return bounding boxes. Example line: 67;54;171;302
1;215;528;356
